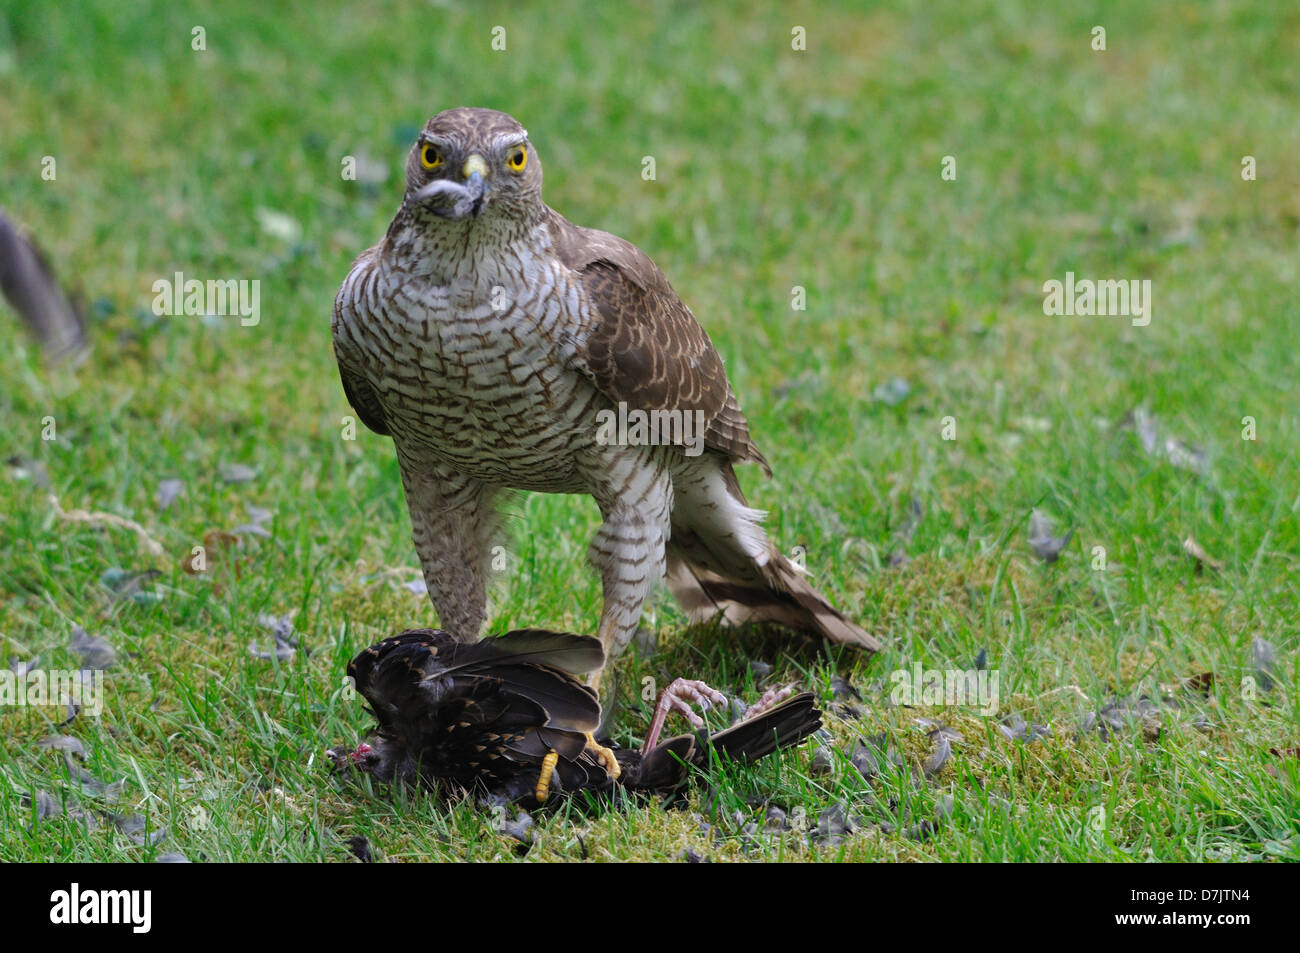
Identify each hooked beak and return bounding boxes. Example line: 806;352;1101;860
412;153;490;219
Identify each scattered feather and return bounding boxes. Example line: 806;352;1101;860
8;654;41;676
923;733;952;777
764;806;789;831
37;735;86;761
1029;509;1073;563
1126;406;1209;476
155;478;186;510
230;505;273;538
6;454;50;488
829;675;860;701
814;803;852;848
69;626;116;670
108;812;167;846
498;809;534;847
346;835;374;863
254;206;302;244
1182;535;1223;573
888;497;923;567
25;789;62;821
0;209;87;362
249;612;305;661
1252;637;1277;693
100;567;164;605
872;376;911;406
156;852;190;863
219;462;258;484
65;760;124;803
810;746;834;776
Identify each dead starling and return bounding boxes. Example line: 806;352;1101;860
329;628;822;806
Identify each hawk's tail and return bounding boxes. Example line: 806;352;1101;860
665;462;881;652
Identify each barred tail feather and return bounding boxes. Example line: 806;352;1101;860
665;457;881;652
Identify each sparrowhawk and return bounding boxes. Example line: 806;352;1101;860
333;107;880;705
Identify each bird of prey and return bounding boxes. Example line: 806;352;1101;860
332;107;880;721
328;628;823;805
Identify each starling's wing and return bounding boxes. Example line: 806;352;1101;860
331;246;391;436
425;629;603;732
347;629;457;727
546;209;770;476
708;692;823;763
479;629;605;675
349;629;601;734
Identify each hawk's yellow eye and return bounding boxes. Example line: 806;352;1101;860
506;146;527;173
420;144;444;170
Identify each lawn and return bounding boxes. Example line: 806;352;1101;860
0;0;1297;862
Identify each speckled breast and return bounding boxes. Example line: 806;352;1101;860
347;264;602;492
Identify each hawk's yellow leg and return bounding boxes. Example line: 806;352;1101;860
584;662;621;780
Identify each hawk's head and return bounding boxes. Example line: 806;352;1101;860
401;107;542;224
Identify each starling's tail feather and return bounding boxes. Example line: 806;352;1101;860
633;692;823;791
709;691;823;763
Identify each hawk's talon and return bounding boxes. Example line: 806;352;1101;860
744;684;795;721
642;677;729;753
585;732;621;780
535;749;559;802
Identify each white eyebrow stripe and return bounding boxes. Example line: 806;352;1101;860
495;131;529;150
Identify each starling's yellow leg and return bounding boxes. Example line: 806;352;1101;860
535;750;559;803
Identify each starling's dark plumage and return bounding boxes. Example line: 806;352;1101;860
331;628;822;806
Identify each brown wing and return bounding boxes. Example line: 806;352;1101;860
332;247;390;436
547;209;771;475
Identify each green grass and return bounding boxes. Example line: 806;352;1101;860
1;0;1297;861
